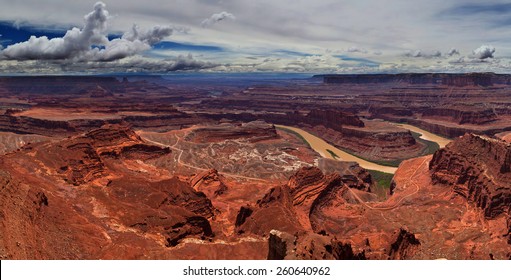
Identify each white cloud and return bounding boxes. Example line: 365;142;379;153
405;50;423;57
2;2;109;60
0;2;173;62
404;49;442;58
447;48;460;56
201;11;235;28
122;24;173;45
0;1;510;73
448;56;468;65
347;46;368;54
0;53;218;74
431;50;442;57
472;45;495;60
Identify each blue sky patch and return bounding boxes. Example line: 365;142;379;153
0;21;67;45
273;49;312;57
0;21;121;47
438;3;511;27
152;41;224;52
335;55;380;67
445;3;511;15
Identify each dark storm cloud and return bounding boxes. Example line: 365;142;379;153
0;53;218;74
165;54;218;71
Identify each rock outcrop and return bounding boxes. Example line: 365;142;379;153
309;124;423;162
83;125;141;147
165;216;214;247
190;169;228;197
267;230;366;260
31;124;171;186
0;115;76;136
306;109;364;129
421;108;498;125
83;85;114;98
407;119;477;138
287;166;328;205
441;73;494;87
152;178;215;219
0;76;124;95
318;73;509;87
369;107;414;118
317;159;373;191
0;124;218;258
235;206;254;228
430;134;511;241
388;228;421;259
237;167;373;236
237;185;303;235
186;121;279;143
289;167;346;208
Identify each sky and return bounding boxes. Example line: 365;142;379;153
0;0;510;74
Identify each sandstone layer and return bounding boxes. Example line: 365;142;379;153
429;134;511;242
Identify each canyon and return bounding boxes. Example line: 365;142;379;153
0;73;510;259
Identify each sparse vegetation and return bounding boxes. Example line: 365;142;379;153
368;169;394;189
326;149;339;159
368;169;394;199
411;131;440;155
337;146;402;167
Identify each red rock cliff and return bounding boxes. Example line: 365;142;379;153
306;109;364;129
429;134;511;241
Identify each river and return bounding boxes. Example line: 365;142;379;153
276;125;398;174
391;123;451;148
276;123;452;174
